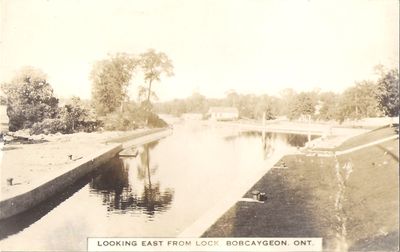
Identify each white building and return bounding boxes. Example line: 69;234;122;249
208;107;239;121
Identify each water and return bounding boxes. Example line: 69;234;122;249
0;122;313;251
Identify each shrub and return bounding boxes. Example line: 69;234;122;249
100;105;167;131
31;118;69;135
147;113;168;128
2;67;59;131
102;111;138;131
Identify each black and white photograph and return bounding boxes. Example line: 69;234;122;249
0;0;399;251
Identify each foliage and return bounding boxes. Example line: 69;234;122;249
337;81;382;122
138;85;158;103
90;50;173;128
155;91;279;120
101;102;167;130
0;95;6;105
91;53;138;116
30;97;100;135
288;92;316;120
140;49;174;103
61;96;100;132
317;92;340;121
1;67;59;131
147;112;168;128
102;111;138;131
31;118;68;135
185;92;207;113
376;67;399;117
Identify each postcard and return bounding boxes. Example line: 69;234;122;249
0;0;399;251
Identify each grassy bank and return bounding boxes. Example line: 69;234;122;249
203;127;399;251
335;124;398;151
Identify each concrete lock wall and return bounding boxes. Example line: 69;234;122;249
0;128;171;220
0;144;122;220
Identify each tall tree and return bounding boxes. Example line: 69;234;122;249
140;49;174;105
376;67;399;117
91;53;137;116
1;67;59;131
61;96;89;132
337;81;382;121
318;91;340;121
288;92;316;120
186;92;207;113
279;88;297;116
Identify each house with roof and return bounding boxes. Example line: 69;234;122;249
208;107;239;121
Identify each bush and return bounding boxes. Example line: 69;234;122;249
100;105;167;131
2;68;59;131
147;113;168;128
31;118;69;135
30;101;102;135
102;111;138;131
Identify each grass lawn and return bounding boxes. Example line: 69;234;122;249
203;136;399;251
335;124;398;151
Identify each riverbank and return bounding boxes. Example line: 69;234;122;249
204;119;370;150
202;124;399;251
0;128;170;219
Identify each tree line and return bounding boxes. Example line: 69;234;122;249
155;66;399;122
1;49;173;134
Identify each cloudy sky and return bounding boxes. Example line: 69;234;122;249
0;0;398;101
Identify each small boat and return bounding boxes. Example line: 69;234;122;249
119;147;139;157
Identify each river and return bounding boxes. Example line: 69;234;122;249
0;121;313;251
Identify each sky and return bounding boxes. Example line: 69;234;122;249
0;0;398;101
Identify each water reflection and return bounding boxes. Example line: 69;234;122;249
89;141;174;218
237;131;317;147
225;131;317;159
0;123;320;250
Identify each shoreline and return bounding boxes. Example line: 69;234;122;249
0;127;172;220
181;123;396;238
200;126;399;251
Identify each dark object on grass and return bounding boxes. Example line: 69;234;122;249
252;190;260;200
6;178;13;186
258;192;267;201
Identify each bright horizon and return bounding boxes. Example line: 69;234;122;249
0;0;398;101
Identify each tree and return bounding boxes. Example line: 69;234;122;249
62;96;90;131
91;53;138;116
137;85;158;103
317;92;340;121
1;67;59;131
376;67;399;117
279;88;297;116
140;49;174;105
225;90;240;107
288;92;316;120
186;92;207;113
253;95;276;120
337;81;382;121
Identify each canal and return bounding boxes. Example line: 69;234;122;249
0;122;313;251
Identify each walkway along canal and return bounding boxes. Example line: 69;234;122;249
0;128;171;219
0;122;314;251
